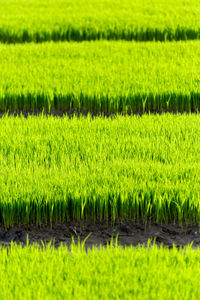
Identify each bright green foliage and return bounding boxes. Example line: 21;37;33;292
0;0;200;43
0;114;200;226
1;41;200;114
0;242;200;299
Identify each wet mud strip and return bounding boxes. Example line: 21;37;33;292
0;220;200;248
0;109;144;118
0;109;198;118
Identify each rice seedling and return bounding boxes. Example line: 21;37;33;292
0;41;200;114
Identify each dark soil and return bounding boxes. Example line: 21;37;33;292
0;108;197;118
0;108;114;118
0;220;200;248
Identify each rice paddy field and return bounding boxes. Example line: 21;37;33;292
1;114;200;227
1;0;200;43
2;0;200;298
0;243;200;299
0;41;200;113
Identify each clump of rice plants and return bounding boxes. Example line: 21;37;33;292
0;0;200;43
0;242;200;299
0;41;200;114
0;114;200;226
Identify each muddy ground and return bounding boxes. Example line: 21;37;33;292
0;108;196;118
0;220;200;248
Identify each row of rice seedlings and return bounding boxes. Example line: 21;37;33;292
0;0;200;43
0;41;200;114
1;92;200;114
0;114;200;227
1;242;200;299
0;27;199;44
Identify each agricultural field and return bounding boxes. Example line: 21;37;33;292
0;114;200;227
0;0;200;43
0;243;200;299
2;0;200;298
0;41;200;113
